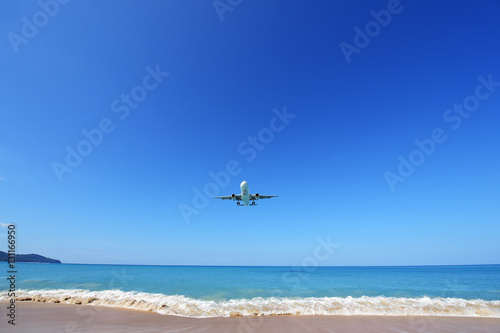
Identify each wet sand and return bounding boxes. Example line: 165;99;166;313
1;301;499;332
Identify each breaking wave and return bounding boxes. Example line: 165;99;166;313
2;289;500;318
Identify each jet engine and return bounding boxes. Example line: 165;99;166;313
255;193;260;200
231;194;236;201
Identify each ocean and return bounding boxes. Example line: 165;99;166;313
2;263;500;318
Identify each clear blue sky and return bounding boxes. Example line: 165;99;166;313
1;0;499;265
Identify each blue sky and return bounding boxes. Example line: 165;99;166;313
1;0;499;266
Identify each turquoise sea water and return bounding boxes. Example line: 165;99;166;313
2;263;500;317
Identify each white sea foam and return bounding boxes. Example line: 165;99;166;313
1;289;500;318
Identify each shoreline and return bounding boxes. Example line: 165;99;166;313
1;302;500;332
4;290;500;318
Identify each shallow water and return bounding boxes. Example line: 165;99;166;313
2;263;499;317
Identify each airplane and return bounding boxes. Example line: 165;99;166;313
214;181;278;206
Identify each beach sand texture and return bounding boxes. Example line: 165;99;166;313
1;302;500;333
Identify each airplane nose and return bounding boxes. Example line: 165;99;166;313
240;181;248;189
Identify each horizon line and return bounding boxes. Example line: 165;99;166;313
23;262;500;268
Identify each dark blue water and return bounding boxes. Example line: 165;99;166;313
6;263;500;300
3;264;499;317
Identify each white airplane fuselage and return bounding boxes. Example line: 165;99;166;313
214;180;277;205
240;181;250;206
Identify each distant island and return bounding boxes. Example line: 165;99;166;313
0;251;61;263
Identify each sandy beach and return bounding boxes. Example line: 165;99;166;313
1;302;499;333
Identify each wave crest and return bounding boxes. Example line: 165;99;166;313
2;289;500;318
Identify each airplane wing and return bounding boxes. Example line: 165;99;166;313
215;195;242;200
250;194;278;200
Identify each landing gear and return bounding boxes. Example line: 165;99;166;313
237;201;240;206
251;201;256;205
